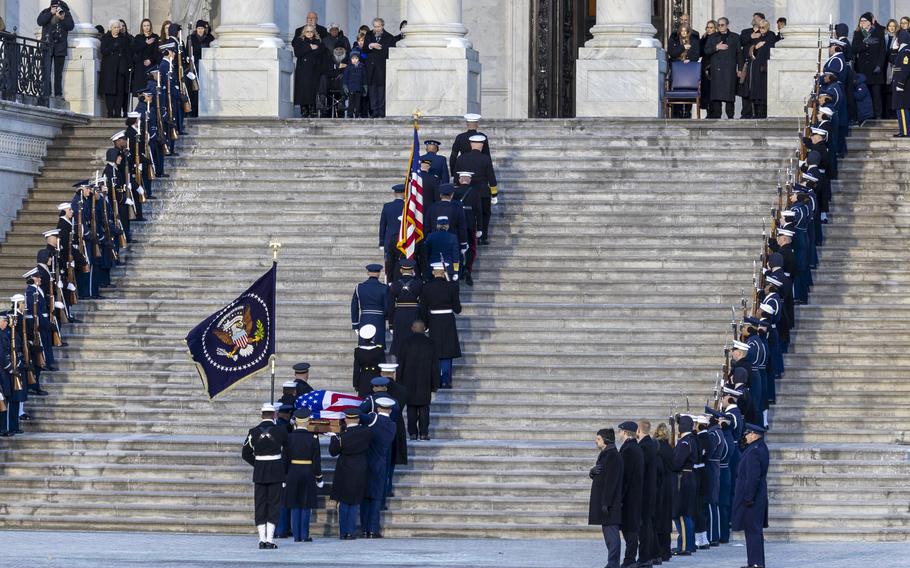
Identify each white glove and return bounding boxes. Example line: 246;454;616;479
54;301;65;309
125;198;135;206
324;432;337;437
138;164;143;172
379;246;384;252
491;197;498;205
452;274;459;281
316;480;325;488
476;231;483;238
69;261;75;268
282;482;286;488
57;280;64;289
186;72;196;80
67;283;76;291
136;186;145;195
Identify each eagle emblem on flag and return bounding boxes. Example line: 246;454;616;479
212;305;265;361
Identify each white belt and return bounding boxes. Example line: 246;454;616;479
255;454;282;461
362;310;384;315
430;309;453;314
693;463;705;469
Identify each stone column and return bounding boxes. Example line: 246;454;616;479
324;0;348;34
575;0;667;117
62;0;101;115
199;0;293;117
767;0;840;116
284;0;313;45
384;0;481;117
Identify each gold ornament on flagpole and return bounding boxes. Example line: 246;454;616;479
269;240;282;261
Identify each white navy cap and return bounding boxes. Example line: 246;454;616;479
468;134;486;143
378;363;399;371
456;171;474;178
694;415;710;425
723;386;743;397
777;228;795;237
766;275;783;287
57;202;72;211
374;396;396;408
732;340;750;351
802;172;819;182
282;381;297;388
260;403;276;412
436;215;450;224
272;402;283;411
463;113;481;121
10;294;25;303
781;210;796;218
818;106;834;117
359;324;377;340
22;268;38;278
127;111;140;118
110;130;126;141
829;38;846;46
430;262;446;270
43;229;60;238
810;127;828;138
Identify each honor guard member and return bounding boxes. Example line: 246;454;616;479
92;169;120;290
351;264;389;346
743;320;770;429
692;416;710;550
454;134;498;245
397;320;439;441
893;30;910;137
636;421;660;568
672;414;697;556
134;82;160;196
731;339;762;426
420;139;450;184
353;324;386;397
360;375;408;503
242;403;289;549
25;267;56;374
36;229;68;333
360;397;397;538
425;184;468;244
292;362;314;395
706;389;740;544
419;262;462;389
139;78;167;178
617;421;644;568
386;259;422;358
56;202;82;321
419;158;440;207
449;113;490;179
71;182;99;299
125;111;147;219
9;295;30;429
732;424;769;568
703;413;724;546
158;41;180;152
379;185;404;281
422;216;460;282
104;134;133;244
0;310;25;436
284;408;324;542
328;407;373;540
279;381;299;406
453;172;481;285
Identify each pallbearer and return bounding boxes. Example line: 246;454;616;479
284;407;323;542
378;185;405;281
292;362;314;395
329;407;372;540
241;403;289;549
449;113;490;179
361;397;397;538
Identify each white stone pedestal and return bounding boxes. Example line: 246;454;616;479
575;47;667;117
767;53;819;117
63;45;101;116
198;47;293;117
385;47;482;117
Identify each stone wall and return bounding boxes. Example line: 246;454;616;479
0;101;87;243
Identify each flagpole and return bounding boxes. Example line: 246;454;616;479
268;240;282;403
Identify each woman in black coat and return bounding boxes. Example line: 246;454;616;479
100;20;132;117
131;19;159;94
292;25;329;117
588;429;624;566
746;20;776;118
699;21;717;117
667;22;700;118
852;13;887;118
654;425;675;562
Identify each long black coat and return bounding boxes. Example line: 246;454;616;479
397;332;439;406
292;36;328;106
387;276;422;357
419;278;462;359
746;32;775;102
241;420;289;484
283;429;322;509
588;445;623;526
619;437;644;532
853;27;887;85
37;5;74;57
100;33;132;96
363;29;396;85
360;388;409;466
638;435;660;523
131;33;160;92
328;424;372;505
668;31;701;62
655;439;674;533
353;343;385;398
704;32;741;102
672;433;698;518
731;438;769;531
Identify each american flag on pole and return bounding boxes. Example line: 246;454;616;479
295;390;364;419
396;125;424;259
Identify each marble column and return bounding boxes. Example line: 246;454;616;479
767;0;840;116
385;0;481;117
284;0;313;45
62;0;101;115
199;0;293;117
575;0;667;117
324;0;348;33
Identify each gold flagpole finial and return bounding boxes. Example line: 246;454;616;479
269;240;283;261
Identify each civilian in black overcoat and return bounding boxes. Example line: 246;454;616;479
618;423;644;566
588;428;623;568
703;19;741;118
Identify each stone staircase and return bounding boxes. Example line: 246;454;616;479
0;118;906;541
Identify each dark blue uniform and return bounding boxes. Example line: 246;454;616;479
704;423;723;544
425;194;468;246
672;431;697;553
420;150;449;184
360;412;396;536
351;276;388;346
379;197;403;278
745;333;768;426
423;230;460;280
387;275;421;357
894;42;910;136
732;436;769;568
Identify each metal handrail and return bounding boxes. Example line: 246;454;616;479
0;31;50;106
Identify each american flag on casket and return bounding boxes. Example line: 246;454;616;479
295;390;363;419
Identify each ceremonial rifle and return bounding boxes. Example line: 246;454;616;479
154;72;170;154
124;153;139;223
31;293;48;367
9;311;23;393
107;163;129;248
166;58;178;141
98;181;119;263
76;199;90;273
185;28;200;92
44;268;64;345
17;308;36;386
52;240;70;323
90;189;101;259
177;30;191;113
133;127;146;203
143;109;156;180
713;371;723;410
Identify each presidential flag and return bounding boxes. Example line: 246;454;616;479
185;263;277;399
397;125;424;259
295;390;364;419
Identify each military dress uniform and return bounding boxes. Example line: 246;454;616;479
892;31;910;137
637;432;660;567
704;419;724;545
351;264;389;346
425;185;468;246
449;114;491;179
353;337;385;398
328;408;373;539
241;406;289;548
283;408;323;542
379;188;404;280
732;424;769;568
0;312;25;436
25;270;55;373
360;405;397;537
453;177;481;283
419;268;462;388
422;218;460;281
360;378;409;505
453;137;498;244
420;140;450;185
672;416;697;555
386;260;422;358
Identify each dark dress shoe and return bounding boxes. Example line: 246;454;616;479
464;274;474;286
68;318;81;323
420;435;430;440
697;544;711;550
46;366;59;372
719;539;729;544
90;295;105;300
893;134;907;138
19;414;31;421
258;542;266;549
0;432;10;437
13;429;23;434
265;542;277;549
158;174;170;178
479;239;489;246
303;537;313;542
147;195;158;199
370;532;383;538
409;435;418;441
672;549;691;556
709;541;719;547
30;389;49;396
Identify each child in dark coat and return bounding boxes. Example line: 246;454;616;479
343;53;366;118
